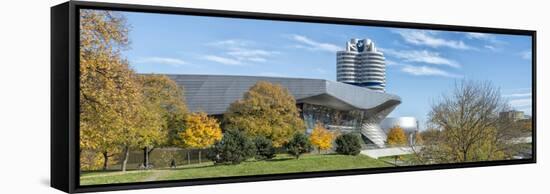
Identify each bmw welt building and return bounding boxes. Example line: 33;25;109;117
163;38;400;148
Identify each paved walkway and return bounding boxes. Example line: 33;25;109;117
360;146;418;159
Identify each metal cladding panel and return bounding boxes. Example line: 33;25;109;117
165;74;326;115
325;81;400;110
162;74;400;115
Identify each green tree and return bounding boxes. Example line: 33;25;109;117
253;136;276;160
387;126;407;146
285;133;312;159
224;81;305;147
208;130;256;164
335;133;362;155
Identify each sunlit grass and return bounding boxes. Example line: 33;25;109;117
80;154;391;185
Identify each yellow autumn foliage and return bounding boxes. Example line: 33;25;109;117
79;10;133;164
387;125;407;146
309;123;335;153
179;112;223;149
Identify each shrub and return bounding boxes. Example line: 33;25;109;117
335;133;362;155
253;136;276;160
284;133;312;159
207;130;255;164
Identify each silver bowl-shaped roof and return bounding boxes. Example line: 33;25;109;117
380;117;418;133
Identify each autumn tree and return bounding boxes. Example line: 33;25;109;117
387;126;407;146
179;112;223;163
413;131;423;145
224;81;305;147
420;80;518;163
309;123;335;153
137;74;188;168
79;9;132;170
119;92;164;172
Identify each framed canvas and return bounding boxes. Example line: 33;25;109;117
51;1;536;193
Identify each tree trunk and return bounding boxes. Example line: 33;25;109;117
187;151;190;165
102;152;109;171
143;147;149;168
121;146;130;172
463;150;468;162
143;147;155;168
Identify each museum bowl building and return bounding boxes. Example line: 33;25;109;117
164;74;401;148
380;117;419;134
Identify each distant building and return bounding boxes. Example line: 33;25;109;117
499;110;525;121
336;38;386;92
380;117;420;145
380;117;418;134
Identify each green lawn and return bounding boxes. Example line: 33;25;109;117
80;154;391;185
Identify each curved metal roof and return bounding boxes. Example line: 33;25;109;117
163;74;401;115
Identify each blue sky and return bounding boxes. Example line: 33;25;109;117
117;11;533;129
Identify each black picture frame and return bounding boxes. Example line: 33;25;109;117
51;1;537;193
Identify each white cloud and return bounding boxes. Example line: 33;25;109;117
203;55;243;66
395;30;472;50
466;32;505;52
226;47;278;62
385;60;399;66
520;50;532;60
466;32;492;40
383;49;461;68
503;90;532;110
134;57;187;67
503;92;532;98
503;87;531;93
509;98;532;108
484;45;497;51
207;39;252;47
206;39;279;64
246;57;267;62
466;32;505;44
401;65;462;78
289;34;341;53
315;68;328;74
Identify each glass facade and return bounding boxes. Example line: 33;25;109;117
300;103;365;133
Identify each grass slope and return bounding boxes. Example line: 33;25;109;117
80;154;391;185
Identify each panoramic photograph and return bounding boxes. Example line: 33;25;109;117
78;9;533;186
